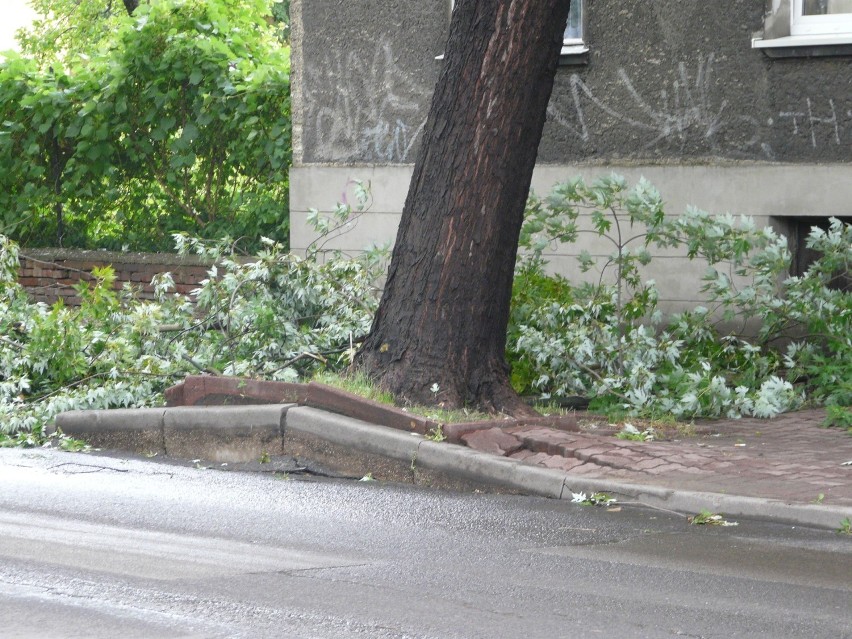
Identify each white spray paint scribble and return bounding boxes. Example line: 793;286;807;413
548;53;850;156
304;41;430;163
548;54;765;154
779;98;842;148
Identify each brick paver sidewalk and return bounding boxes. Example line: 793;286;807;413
459;409;852;508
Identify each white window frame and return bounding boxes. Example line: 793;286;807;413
753;0;852;49
791;0;852;35
561;0;588;55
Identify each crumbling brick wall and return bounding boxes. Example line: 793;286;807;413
17;248;212;306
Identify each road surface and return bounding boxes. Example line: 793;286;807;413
1;448;849;638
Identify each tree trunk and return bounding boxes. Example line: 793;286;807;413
356;0;570;415
122;0;140;16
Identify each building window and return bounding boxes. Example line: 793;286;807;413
562;0;588;55
792;0;852;35
753;0;852;53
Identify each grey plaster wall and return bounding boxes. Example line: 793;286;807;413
543;1;852;163
291;1;851;315
295;0;444;165
296;0;852;165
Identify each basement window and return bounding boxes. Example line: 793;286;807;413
776;216;852;291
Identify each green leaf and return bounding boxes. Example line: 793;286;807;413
181;122;200;142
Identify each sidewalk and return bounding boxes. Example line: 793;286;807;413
465;409;852;509
53;377;852;531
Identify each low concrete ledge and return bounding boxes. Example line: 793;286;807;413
56;408;167;454
285;406;424;460
163;405;293;462
55;405;293;463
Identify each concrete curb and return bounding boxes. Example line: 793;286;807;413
286;406;424;460
54;405;852;531
285;408;852;530
56;405;294;463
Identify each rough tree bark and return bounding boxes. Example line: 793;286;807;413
356;0;571;415
122;0;140;15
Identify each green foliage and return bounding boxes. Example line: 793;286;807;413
823;404;852;432
507;259;575;395
0;424;90;451
570;491;617;506
15;0;131;68
615;423;655;441
1;0;291;252
0;194;386;435
3;172;849;439
271;0;291;43
510;174;850;420
426;425;447;442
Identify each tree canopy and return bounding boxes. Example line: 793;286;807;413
1;0;291;251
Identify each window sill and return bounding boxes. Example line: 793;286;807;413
753;33;852;47
559;43;589;65
752;33;852;57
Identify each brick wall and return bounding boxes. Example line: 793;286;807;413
17;248;213;306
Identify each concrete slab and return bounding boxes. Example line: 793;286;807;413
55;408;166;455
162;405;291;463
285;406;424;460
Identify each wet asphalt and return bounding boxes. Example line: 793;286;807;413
1;448;849;638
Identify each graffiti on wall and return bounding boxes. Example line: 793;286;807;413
777;98;845;149
547;53;850;158
304;41;430;163
303;43;851;163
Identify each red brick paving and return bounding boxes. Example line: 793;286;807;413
458;409;852;508
460;428;523;456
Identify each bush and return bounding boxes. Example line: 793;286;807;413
509;174;850;420
0;0;291;252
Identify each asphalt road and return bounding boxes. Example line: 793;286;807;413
0;448;850;638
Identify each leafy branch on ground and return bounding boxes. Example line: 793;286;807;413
511;174;850;423
688;510;739;526
571;492;617;506
2;175;850;443
0;424;91;452
0;188;387;440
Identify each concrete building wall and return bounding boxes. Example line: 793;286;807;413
290;0;852;310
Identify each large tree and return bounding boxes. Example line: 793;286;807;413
356;0;571;415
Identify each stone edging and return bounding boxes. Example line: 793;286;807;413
163;375;579;443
